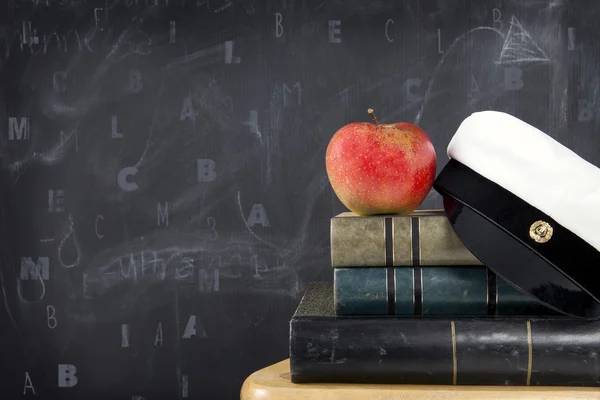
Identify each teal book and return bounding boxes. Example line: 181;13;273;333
334;267;555;316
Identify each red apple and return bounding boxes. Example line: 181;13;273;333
325;109;436;215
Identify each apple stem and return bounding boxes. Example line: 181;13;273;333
367;108;379;125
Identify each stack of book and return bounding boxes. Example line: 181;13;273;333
330;210;549;317
289;210;600;386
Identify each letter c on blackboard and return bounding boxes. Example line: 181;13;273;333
118;166;139;191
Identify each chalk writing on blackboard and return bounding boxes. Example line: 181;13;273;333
23;372;35;395
198;269;219;292
224;40;240;64
243;110;260;139
20;21;38;47
20;257;49;281
118;167;139;191
197;159;217;182
111;115;124;138
385;19;394;42
127;70;143;93
1;23;151;61
48;190;66;213
157;202;169;226
328;20;341;43
468;75;481;107
60;130;78;153
121;324;130;347
58;364;78;388
53;71;67;93
58;214;81;269
283;83;301;106
180;96;195;122
170;20;176;43
416;24;506;125
8;117;29;140
276;13;283;37
155;322;163;346
404;78;422;102
182;375;189;398
46;305;57;329
183;315;206;338
95;215;104;239
498;16;549;64
246;204;270;227
118;315;205;352
93;8;105;31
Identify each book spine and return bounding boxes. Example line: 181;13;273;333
290;317;600;386
330;214;482;267
334;267;554;316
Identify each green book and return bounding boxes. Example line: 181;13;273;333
330;210;482;267
334;267;555;316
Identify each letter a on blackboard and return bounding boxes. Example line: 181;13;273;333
23;372;36;395
155;322;163;346
180;97;195;122
247;204;270;227
183;315;207;338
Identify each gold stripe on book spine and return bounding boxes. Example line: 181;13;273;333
526;320;533;386
418;217;422;266
418;215;483;266
451;320;457;385
330;214;386;267
392;216;412;266
420;267;424;311
412;268;416;310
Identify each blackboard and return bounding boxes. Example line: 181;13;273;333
1;0;599;398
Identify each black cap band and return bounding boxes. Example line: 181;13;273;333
434;159;600;318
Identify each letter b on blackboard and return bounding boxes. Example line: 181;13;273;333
197;159;216;182
58;364;78;387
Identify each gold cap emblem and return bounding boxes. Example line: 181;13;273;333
529;220;553;243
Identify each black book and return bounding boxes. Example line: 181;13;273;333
290;282;600;386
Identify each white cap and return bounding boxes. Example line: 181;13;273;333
447;111;600;252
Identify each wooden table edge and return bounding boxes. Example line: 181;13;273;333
241;359;600;400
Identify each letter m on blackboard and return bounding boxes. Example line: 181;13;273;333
8;117;30;140
283;83;301;106
20;257;50;280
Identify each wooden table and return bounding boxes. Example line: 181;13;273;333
241;359;600;399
